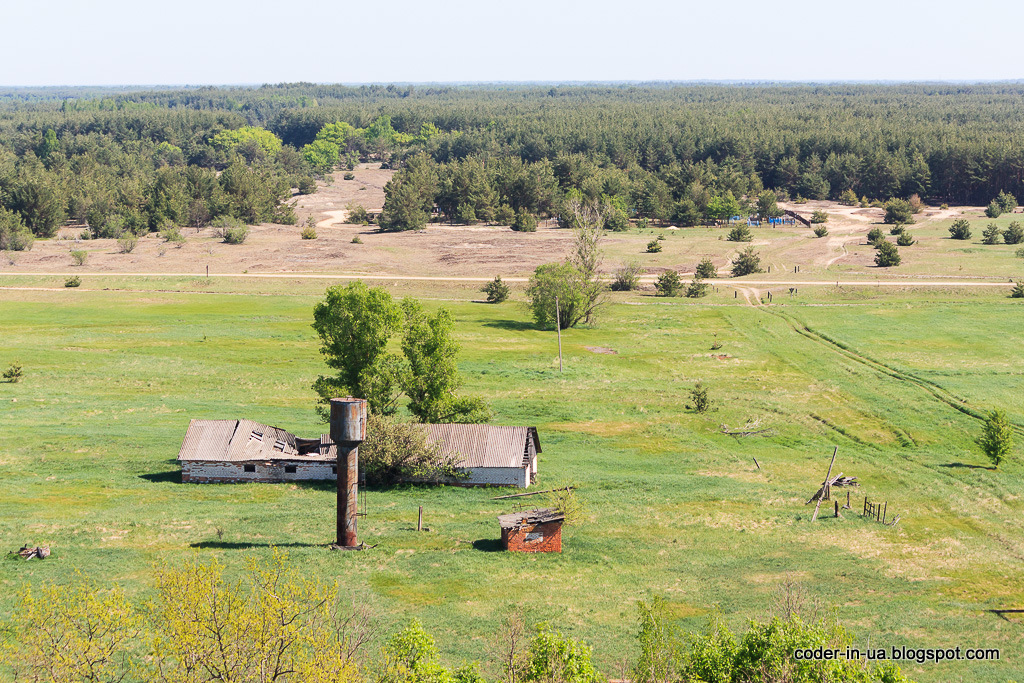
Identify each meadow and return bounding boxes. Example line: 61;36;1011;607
1;275;1022;682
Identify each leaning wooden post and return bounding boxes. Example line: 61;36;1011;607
555;296;563;373
882;501;887;524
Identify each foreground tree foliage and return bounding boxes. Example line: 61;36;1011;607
312;282;487;422
978;409;1014;469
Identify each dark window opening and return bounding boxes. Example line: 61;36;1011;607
244;464;256;473
331;466;337;474
251;431;263;442
285;465;297;474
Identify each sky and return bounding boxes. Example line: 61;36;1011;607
1;0;1022;86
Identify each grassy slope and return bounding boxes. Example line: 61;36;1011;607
0;282;1022;682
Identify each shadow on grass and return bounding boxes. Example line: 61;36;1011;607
481;319;537;332
471;538;504;552
190;541;325;550
939;462;993;470
140;471;181;484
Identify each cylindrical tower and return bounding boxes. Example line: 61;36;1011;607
329;397;367;549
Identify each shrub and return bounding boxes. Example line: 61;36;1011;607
731;246;763;277
161;226;186;247
611;261;643;291
481;275;510;303
300;226;317;239
793;195;807;204
64;276;81;287
908;193;925;213
604;208;629;232
889;224;905;235
351;236;363;244
1010;281;1024;298
883;198;914;224
521;623;601;683
896;231;916;246
810;210;828;224
645;239;662;253
940;203;949;210
1004;221;1024;244
116;235;138;253
812;225;828;237
345;202;370;225
221;226;249;244
690;382;711;413
866;227;885;245
637;218;649;230
359;413;462;485
211;215;244;236
874;240;901;267
655;270;683;296
982;223;1003;245
456;202;477;225
726;224;753;242
0;207;34;251
494;204;516;225
1018;247;1024;259
695;257;717;279
985;201;1003;219
527;262;591;329
949;219;972;240
343;172;355;180
997;190;1018;213
685;275;709;298
3;361;23;382
511;209;538;232
296;176;317;195
79;229;91;240
839;189;858;205
978;409;1014;468
70;250;87;266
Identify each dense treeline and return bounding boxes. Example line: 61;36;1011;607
1;83;1023;246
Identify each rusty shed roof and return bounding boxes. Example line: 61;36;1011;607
421;424;539;469
177;420;334;463
498;507;564;529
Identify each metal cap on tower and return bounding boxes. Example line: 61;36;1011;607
329;397;367;447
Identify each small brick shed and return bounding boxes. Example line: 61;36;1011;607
497;508;564;553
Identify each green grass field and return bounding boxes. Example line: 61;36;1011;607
1;277;1022;682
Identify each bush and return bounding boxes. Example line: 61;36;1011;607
359;413;464;485
655;270;683;296
949;219;972;240
300;226;317;239
481;275;510;303
1018;247;1024;259
978;409;1014;469
685;275;710;298
883;198;914;224
211;215;244;237
345;202;370;225
812;225;828;237
494;204;516;225
810;210;828;224
0;207;34;251
731;246;763;277
985;201;1003;218
839;189;858;205
645;239;662;253
604;208;629;232
511;209;538;232
64;276;81;287
874;240;901;267
611;261;644;291
889;224;905;235
527;262;593;329
982;223;1003;245
521;623;601;683
908;193;925;214
997;190;1017;213
695;257;717;279
351;236;363;244
296;176;317;195
1004;221;1024;244
343;172;355;180
161;226;186;247
221;226;249;244
70;250;88;266
896;231;916;246
1011;281;1024;298
726;224;753;242
867;227;885;244
3;361;23;383
690;382;711;413
940;203;949;210
116;235;138;253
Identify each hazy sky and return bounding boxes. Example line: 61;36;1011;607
1;0;1022;85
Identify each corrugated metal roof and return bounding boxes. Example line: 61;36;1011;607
421;424;538;469
498;508;564;529
178;420;334;463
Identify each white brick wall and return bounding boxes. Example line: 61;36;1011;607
182;461;530;487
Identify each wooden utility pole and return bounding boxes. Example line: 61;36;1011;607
555;296;563;372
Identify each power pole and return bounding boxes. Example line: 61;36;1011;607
555;296;563;372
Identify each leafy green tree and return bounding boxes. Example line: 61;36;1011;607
379;154;438;232
36;128;60;163
996;190;1017;213
685;275;710;298
978;409;1014;468
985;201;1003;219
521;623;601;683
896;231;916;246
611;261;644;291
874;240;901;266
11;177;64;237
695;258;717;279
670;198;701;227
810;210;828;224
949;219;972;240
756;190;783;218
731;247;763;277
656;270;683;296
311;282;404;417
632;598;682;683
315;121;356;149
839;188;859;205
301;139;340;175
456;202;477;225
883;198;914;224
0;207;33;251
982;223;1003;244
401;300;489;423
211;126;283;158
867;227;886;245
511;208;538;232
1003;221;1024;244
481;276;510;303
526;262;589;329
727;224;753;242
494;205;515;225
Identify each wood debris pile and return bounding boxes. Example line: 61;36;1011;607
12;545;50;560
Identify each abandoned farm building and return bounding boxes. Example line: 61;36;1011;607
177;419;540;487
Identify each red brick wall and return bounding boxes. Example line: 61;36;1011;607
501;520;562;553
